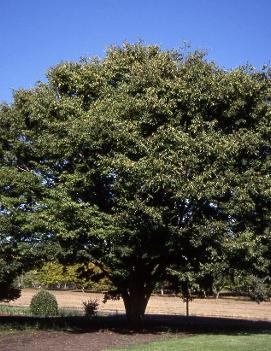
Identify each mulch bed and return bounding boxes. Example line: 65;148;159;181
0;314;270;351
0;329;185;351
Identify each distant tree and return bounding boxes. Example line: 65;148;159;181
167;267;200;317
35;262;66;289
23;262;112;291
0;43;270;327
232;273;271;303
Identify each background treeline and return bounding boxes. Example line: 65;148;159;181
19;261;271;303
20;262;112;291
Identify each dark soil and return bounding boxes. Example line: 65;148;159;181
0;314;270;351
0;329;185;351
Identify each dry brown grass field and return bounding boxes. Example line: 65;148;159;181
3;288;271;321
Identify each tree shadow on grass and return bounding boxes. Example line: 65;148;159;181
0;314;270;335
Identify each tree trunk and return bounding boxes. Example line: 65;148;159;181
185;297;189;317
122;290;150;330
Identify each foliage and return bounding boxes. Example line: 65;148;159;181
197;260;231;298
167;268;199;317
30;289;59;317
33;262;66;288
0;99;62;300
0;282;20;302
82;298;99;316
0;253;21;301
0;265;21;302
23;261;112;290
233;274;271;303
73;262;112;291
1;42;270;327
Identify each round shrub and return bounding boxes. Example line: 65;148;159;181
30;289;59;317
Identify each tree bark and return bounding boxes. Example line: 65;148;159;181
185;297;189;317
122;290;151;330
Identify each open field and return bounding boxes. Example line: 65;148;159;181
2;288;271;321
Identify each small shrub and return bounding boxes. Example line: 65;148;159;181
82;298;99;316
30;289;59;317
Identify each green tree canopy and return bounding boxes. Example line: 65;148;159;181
23;261;111;290
0;43;270;327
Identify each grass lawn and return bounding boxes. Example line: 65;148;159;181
111;333;271;351
0;304;82;317
0;305;30;316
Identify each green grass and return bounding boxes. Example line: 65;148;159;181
111;334;271;351
0;305;30;316
0;304;83;317
0;305;94;332
58;308;83;317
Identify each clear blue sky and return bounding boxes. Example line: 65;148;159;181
1;0;270;103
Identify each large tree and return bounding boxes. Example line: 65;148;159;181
0;43;270;327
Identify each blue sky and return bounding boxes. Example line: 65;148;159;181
1;0;270;103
